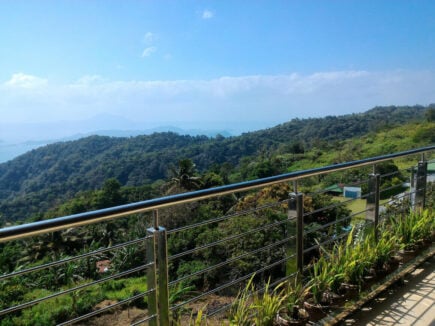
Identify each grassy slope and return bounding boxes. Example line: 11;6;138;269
283;121;435;173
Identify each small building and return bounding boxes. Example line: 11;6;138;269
343;186;361;199
324;184;344;196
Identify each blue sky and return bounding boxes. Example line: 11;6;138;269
0;1;434;141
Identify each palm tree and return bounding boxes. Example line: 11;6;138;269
165;159;202;194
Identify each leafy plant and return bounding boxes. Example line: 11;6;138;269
229;276;254;326
171;305;208;326
321;242;346;293
169;282;197;324
251;279;287;326
169;282;196;305
285;275;311;320
374;226;399;269
390;208;434;250
189;305;207;326
230;276;287;326
341;229;373;286
318;227;374;292
309;255;338;304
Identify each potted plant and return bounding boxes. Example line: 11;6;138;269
335;229;372;298
251;279;287;326
276;275;310;325
318;241;345;305
373;227;399;275
390;208;433;264
230;276;287;326
412;209;434;248
304;255;337;322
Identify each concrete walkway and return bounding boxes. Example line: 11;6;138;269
340;256;435;326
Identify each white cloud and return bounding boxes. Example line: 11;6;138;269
141;46;157;57
4;73;48;88
74;75;106;85
1;70;434;138
202;10;214;19
144;32;156;44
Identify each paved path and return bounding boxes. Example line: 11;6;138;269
340;256;435;326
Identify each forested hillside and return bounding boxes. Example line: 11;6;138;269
0;105;433;224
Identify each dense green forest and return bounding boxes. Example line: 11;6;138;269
1;105;434;325
0;105;434;224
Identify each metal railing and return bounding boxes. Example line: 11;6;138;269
0;146;434;325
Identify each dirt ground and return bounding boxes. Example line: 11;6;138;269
76;294;234;325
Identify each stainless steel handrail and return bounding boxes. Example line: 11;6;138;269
1;146;434;242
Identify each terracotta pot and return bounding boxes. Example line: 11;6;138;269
303;301;328;322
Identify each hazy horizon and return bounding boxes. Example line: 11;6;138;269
1;1;434;149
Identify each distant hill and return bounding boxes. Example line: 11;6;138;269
0;126;233;164
0;104;431;222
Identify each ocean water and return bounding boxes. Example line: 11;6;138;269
0;142;47;163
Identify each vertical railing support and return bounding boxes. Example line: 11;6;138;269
146;227;158;326
157;226;170;326
290;192;304;274
410;167;416;208
415;160;428;210
146;210;170;326
366;173;380;241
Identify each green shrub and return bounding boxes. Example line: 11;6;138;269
390;208;434;249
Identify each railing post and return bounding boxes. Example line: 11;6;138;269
415;160;428;210
146;227;158;326
410;167;416;208
366;173;380;241
290;192;304;274
157;226;170;326
147;210;170;326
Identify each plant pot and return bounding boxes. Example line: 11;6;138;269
303;300;328;322
276;307;309;326
380;256;400;275
362;275;377;291
374;265;388;279
338;283;359;300
388;256;401;270
327;291;345;307
397;249;418;265
416;238;432;251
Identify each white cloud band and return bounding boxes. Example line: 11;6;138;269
0;70;434;127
